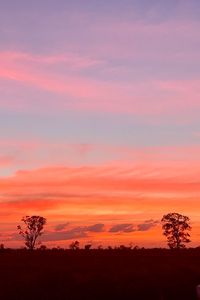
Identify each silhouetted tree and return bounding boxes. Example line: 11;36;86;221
17;216;46;250
161;212;191;249
69;240;80;250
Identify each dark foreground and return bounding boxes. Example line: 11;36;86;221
1;248;200;300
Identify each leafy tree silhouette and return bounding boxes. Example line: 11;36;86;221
17;216;46;250
161;212;191;249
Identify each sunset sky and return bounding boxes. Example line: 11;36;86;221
1;0;200;248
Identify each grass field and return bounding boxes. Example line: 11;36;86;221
1;248;200;300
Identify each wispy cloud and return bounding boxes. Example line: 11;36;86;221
0;47;200;117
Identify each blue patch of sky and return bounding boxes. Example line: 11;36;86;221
0;110;200;147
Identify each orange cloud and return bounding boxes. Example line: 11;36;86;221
0;162;199;247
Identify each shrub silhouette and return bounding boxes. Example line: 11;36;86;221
39;245;47;250
161;212;191;249
84;244;92;250
17;216;46;250
69;240;80;250
0;244;4;251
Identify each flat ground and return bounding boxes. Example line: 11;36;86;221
0;249;200;300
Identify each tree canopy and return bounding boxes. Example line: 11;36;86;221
161;212;191;249
17;215;46;250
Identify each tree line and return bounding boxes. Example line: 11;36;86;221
1;212;192;250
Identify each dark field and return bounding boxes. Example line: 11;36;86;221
1;249;200;300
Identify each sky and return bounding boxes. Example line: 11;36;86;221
0;0;200;248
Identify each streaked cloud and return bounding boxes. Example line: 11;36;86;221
137;220;159;232
109;220;159;233
43;223;105;242
54;223;70;231
109;224;135;233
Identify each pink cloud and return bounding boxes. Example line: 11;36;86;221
0;51;104;69
0;156;16;168
0;50;200;117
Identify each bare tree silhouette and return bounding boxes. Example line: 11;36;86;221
17;216;46;250
161;212;191;249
